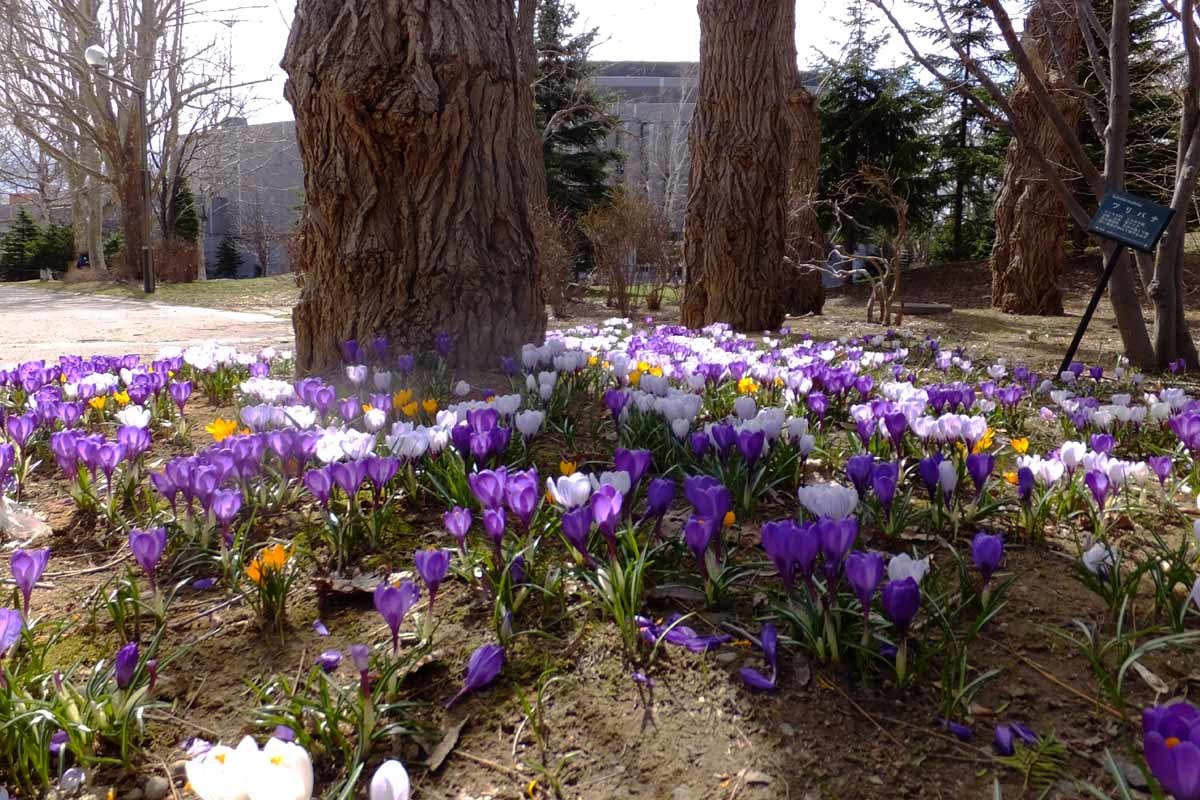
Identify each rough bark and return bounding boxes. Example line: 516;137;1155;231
990;0;1081;315
784;84;824;316
682;0;793;331
281;0;546;373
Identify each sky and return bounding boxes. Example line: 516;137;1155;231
225;0;928;123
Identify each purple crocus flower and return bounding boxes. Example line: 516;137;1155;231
483;508;507;564
971;532;1004;587
591;484;624;557
845;550;885;611
738;623;778;691
1147;455;1174;486
303;467;333;507
736;429;766;466
374;581;420;654
504;470;540;530
0;607;22;656
761;520;799;592
313;620;330;636
434;332;453;359
169;381;192;411
994;722;1038;756
414;548;451;612
273;725;296;743
710;423;737;460
881;577;921;636
49;729;68;758
330;460;366;498
684;516;716;576
817;517;857;585
871;462;898;515
315;650;342;673
855;417;875;447
5;413;35;450
209;488;242;534
1142;702;1200;800
1017;467;1035;503
10;548;49;614
642;478;675;523
364;456;401;497
917;455;944;501
443;507;472;552
445;643;505;708
689;431;710;458
940;718;974;742
965;453;994;498
468;469;507;510
1084;469;1110;512
561;505;595;565
1090;433;1116;456
613;448;652;487
129;528;168;592
604;389;630;424
114;641;139;689
846;454;874;499
883;412;907;451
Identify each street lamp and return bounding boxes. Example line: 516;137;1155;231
84;45;154;294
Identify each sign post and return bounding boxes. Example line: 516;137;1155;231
1058;191;1175;377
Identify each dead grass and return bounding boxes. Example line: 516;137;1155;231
34;274;300;317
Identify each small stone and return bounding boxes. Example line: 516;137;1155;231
1117;760;1149;791
672;788;693;800
143;776;169;800
713;651;738;664
168;761;187;779
123;790;144;800
744;770;772;785
779;722;796;737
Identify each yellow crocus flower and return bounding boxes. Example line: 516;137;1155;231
422;398;438;415
113;390;131;406
88;396;107;411
1004;471;1019;485
401;401;419;418
559;460;577;476
392;389;413;410
723;511;736;528
205;418;239;442
1010;437;1029;455
972;427;996;454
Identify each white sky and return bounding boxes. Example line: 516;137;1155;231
226;1;928;123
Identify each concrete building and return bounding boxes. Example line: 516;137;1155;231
191;117;303;277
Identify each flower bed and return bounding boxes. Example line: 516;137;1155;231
0;322;1198;799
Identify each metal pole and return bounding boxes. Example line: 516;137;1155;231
139;89;154;293
1058;243;1125;377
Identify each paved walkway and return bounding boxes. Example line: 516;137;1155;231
0;285;294;363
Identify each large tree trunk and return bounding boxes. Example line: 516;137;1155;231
281;0;546;373
682;0;793;331
989;0;1081;316
115;152;146;283
783;84;825;316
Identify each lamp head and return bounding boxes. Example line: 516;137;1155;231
84;45;109;69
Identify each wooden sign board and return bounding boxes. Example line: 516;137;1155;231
1086;191;1175;253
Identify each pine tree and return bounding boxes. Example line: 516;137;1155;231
211;236;242;279
170;179;201;243
535;0;620;215
818;1;940;253
0;208;40;281
28;224;75;276
917;0;1011;261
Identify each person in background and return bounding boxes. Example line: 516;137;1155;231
76;252;90;270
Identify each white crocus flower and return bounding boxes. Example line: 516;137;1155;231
546;473;591;508
184;735;260;800
345;364;368;387
363;408;388;433
796;483;858;520
590;470;632;495
1191;577;1200;614
887;553;931;585
671;418;690;439
117;405;152;428
370;760;411;800
373;370;393;392
733;395;757;420
1193;518;1200;552
453;380;471;397
246;737;313;800
514;409;545;439
492;394;522;417
937;460;957;495
1082;542;1116;576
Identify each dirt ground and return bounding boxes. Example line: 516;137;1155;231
5;258;1200;799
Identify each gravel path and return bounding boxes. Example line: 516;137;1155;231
0;284;294;363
